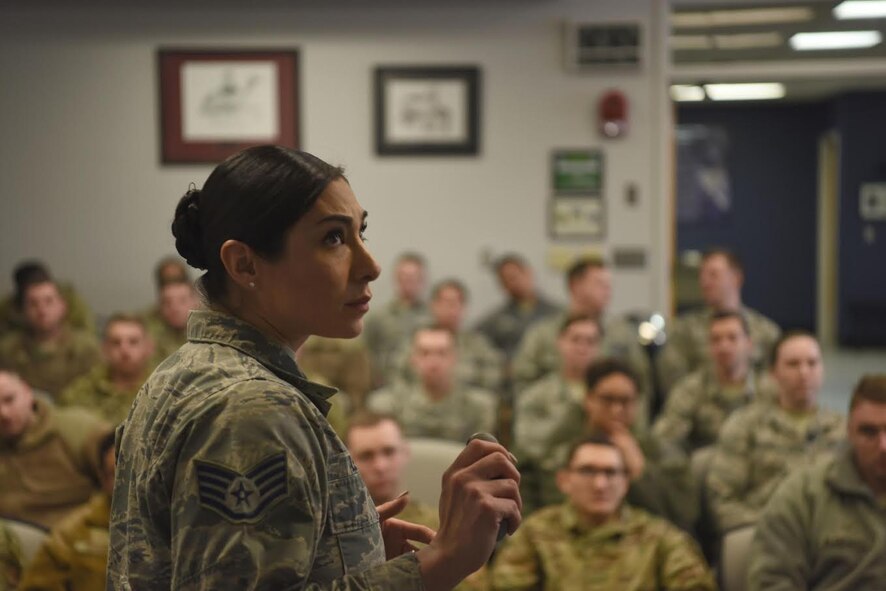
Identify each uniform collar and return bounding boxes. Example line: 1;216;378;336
561;502;640;540
826;445;877;502
186;309;337;415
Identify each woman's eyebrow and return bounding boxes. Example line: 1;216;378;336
318;211;369;225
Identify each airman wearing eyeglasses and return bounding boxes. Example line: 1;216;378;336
491;434;714;591
748;374;886;590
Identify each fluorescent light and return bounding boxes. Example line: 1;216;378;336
670;85;706;102
834;1;886;19
671;35;713;50
672;7;814;29
713;32;783;50
790;31;883;50
704;83;786;101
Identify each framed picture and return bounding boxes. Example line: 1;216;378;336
374;66;481;156
158;49;299;163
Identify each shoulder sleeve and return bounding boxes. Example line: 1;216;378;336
706;408;758;532
651;374;699;450
490;517;542;591
168;383;423;590
655;522;716;591
747;469;813;591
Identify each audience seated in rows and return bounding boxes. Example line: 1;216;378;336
513;315;601;513
19;431;115;591
657;248;781;393
390;279;504;394
345;412;489;591
491;435;715;591
0;371;110;529
653;310;775;457
0;279;99;399
58;314;155;425
0;261;95;336
474;254;560;363
367;325;497;443
706;330;845;534
748;374;886;589
511;258;652;426
363;252;430;386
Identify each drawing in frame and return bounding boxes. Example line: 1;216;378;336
158;49;299;164
374;66;481;156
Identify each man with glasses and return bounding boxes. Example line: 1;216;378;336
491;434;714;591
748;374;886;589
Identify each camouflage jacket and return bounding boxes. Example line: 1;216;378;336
0;521;22;591
363;300;429;385
657;305;781;393
389;330;505;394
490;503;715;591
58;364;147;426
474;297;561;361
107;309;423;590
20;492;110;591
706;401;846;533
511;313;652;428
748;447;886;590
367;381;498;444
142;307;187;366
298;335;373;408
0;328;100;399
652;367;775;456
0;399;109;529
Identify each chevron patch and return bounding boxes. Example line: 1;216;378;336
194;452;288;523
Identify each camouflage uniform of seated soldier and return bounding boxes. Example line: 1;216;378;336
653;310;776;457
657;248;780;394
748;374;886;590
491;434;715;591
389;280;504;395
346;412;489;591
0;520;22;591
0;371;110;529
512;314;601;514
142;278;201;365
707;330;845;534
368;325;498;443
59;314;155;425
20;431;117;591
0;279;99;399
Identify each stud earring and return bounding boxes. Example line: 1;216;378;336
249;281;256;288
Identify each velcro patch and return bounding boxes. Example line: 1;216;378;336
194;452;288;523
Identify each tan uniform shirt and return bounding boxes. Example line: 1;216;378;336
58;365;147;426
0;329;100;399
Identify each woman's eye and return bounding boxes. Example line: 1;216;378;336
324;230;345;246
360;225;369;242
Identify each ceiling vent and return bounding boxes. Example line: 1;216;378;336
564;22;642;72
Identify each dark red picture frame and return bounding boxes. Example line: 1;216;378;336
158;49;299;164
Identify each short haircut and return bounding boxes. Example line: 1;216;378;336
702;247;744;274
431;278;468;302
103;313;148;339
769;329;818;367
709;310;750;336
566;257;607;288
396;252;426;268
585;358;640;394
494;253;528;273
850;374;886;411
562;433;627;470
97;430;116;469
344;411;403;445
412;323;457;345
154;256;190;290
559;313;599;336
12;261;52;308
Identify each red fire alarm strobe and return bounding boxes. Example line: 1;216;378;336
599;90;628;139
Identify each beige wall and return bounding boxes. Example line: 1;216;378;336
0;0;671;323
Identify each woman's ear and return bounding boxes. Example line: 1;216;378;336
219;239;258;291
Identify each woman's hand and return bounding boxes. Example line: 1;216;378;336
377;494;436;560
415;439;522;591
609;425;646;480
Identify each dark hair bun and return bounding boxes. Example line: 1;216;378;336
171;188;208;270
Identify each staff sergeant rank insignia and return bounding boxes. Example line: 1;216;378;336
194;452;288;523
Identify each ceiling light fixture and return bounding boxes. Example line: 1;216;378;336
672;7;815;29
713;32;784;50
671;35;713;50
834;1;886;19
703;83;786;101
670;85;706;102
790;30;883;50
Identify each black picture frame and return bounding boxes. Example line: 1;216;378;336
374;66;481;156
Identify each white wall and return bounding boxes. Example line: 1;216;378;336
0;0;671;324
